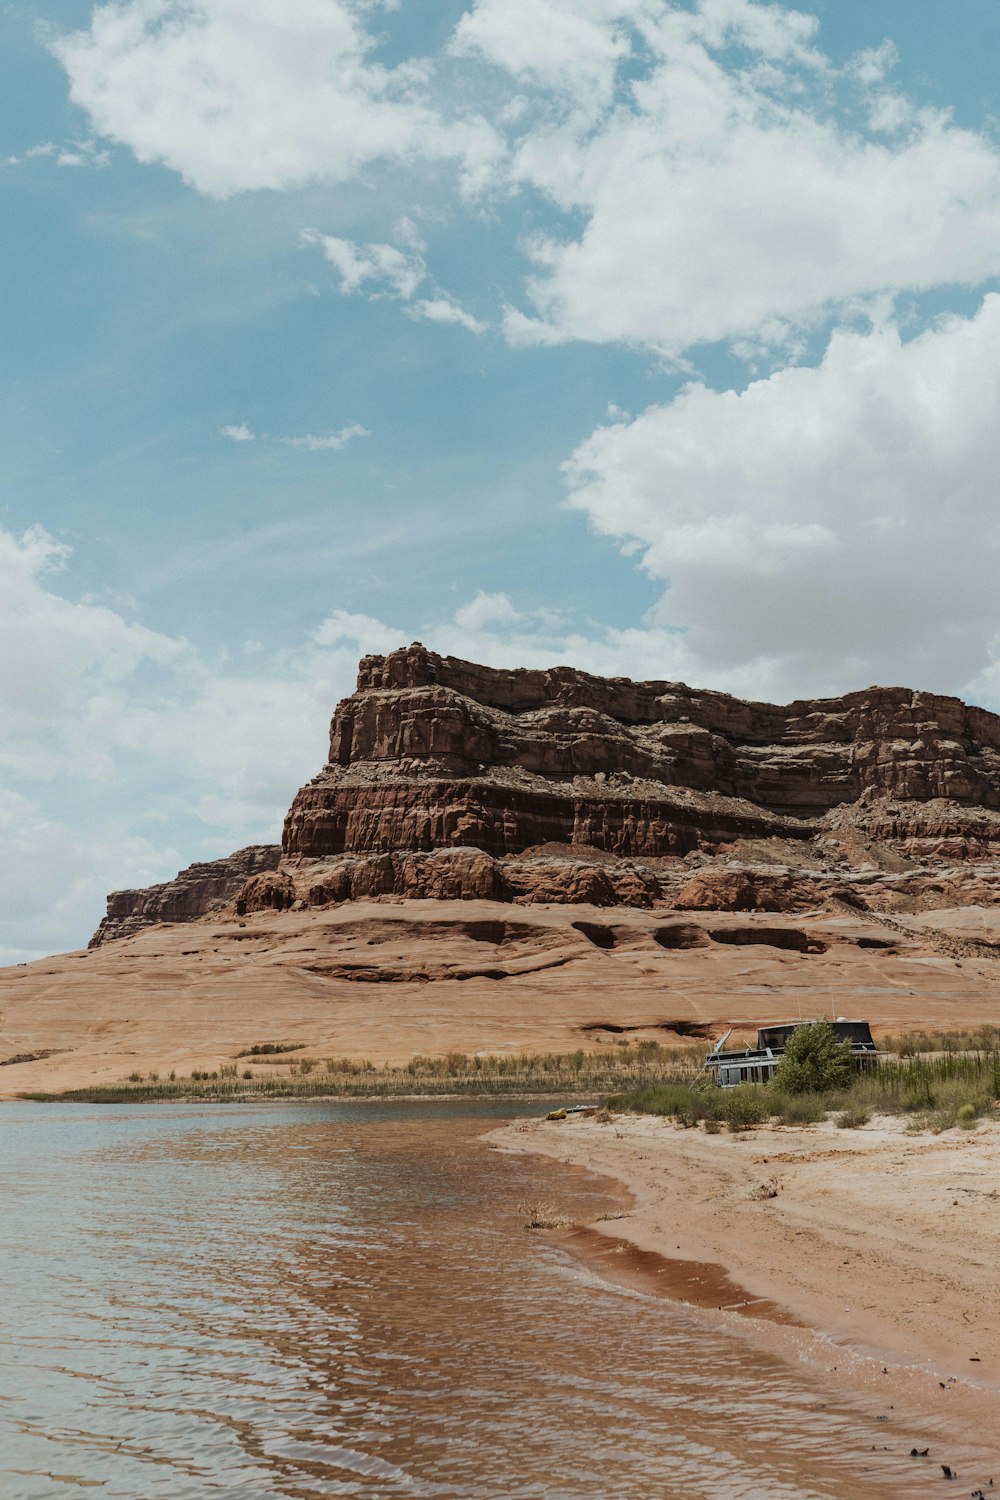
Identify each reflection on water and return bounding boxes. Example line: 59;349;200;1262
0;1101;965;1498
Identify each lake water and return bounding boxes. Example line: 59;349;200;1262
0;1101;971;1498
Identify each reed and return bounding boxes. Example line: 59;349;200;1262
20;1040;707;1103
27;1038;1000;1124
609;1046;1000;1132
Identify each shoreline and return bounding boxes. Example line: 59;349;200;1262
492;1110;1000;1478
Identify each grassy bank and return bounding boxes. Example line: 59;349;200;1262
609;1047;1000;1134
21;1031;1000;1116
19;1040;707;1103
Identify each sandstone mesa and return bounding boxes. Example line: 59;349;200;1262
92;641;1000;940
8;644;1000;1093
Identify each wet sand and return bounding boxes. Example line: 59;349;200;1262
2;1099;940;1500
493;1110;1000;1477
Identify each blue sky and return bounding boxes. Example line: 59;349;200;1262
6;0;1000;959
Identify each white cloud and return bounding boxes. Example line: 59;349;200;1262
302;230;427;299
0;526;411;955
219;422;254;442
51;0;1000;363
52;0;501;198
312;608;406;656
283;424;371;452
0;527;185;781
496;2;1000;356
453;590;524;631
1;137;110;169
451;0;648;106
408;297;487;334
304;230;485;332
563;295;1000;699
55;137;112;168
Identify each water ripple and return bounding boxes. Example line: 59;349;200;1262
0;1100;961;1498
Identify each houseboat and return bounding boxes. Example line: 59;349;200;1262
705;1019;879;1088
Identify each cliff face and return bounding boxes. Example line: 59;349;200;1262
283;643;1000;858
90;646;1000;942
90;846;280;946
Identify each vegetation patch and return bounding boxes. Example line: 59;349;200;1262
237;1042;306;1057
21;1039;707;1103
608;1042;1000;1133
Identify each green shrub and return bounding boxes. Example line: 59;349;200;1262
773;1091;826;1125
773;1020;854;1095
719;1084;772;1133
837;1105;870;1129
957;1102;978;1129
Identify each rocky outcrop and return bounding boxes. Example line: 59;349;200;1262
236;848;665;912
90;846;280;946
672;868;854;913
90;645;1000;942
328;643;1000;810
283;643;1000;866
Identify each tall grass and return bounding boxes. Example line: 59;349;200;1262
23;1034;1000;1127
609;1047;1000;1133
881;1026;1000;1058
20;1040;707;1104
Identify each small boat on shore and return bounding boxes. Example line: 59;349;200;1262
705;1020;879;1088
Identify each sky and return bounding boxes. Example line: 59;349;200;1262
6;0;1000;960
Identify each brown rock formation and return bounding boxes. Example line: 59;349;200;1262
673;868;853;914
90;845;280;946
284;645;1000;870
89;645;1000;941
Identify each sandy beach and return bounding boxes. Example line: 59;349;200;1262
494;1110;1000;1473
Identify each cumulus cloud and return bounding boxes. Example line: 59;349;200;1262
499;4;1000;355
52;0;1000;361
0;526;399;955
0;527;185;780
451;0;648;106
563;295;1000;699
219;422;254;442
1;137;110;169
52;0;501;197
453;590;525;631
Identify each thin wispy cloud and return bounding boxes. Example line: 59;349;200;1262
218;422;370;451
283;425;370;452
2;137;109;169
303;231;486;334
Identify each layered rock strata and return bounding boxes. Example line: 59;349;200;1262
90;845;280;946
91;645;1000;940
282;643;1000;866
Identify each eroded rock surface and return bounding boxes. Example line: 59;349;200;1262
90;645;1000;941
90;846;280;946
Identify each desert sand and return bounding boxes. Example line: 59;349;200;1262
494;1108;1000;1469
4;898;1000;1096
